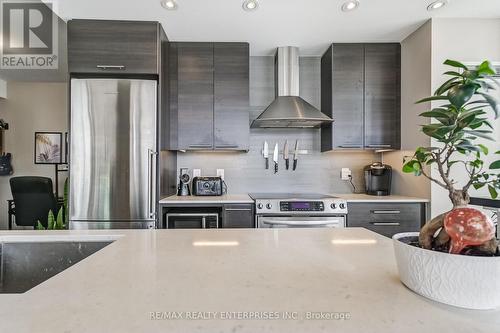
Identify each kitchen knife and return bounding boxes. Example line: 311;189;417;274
293;140;299;171
263;141;269;169
273;143;279;174
283;140;289;170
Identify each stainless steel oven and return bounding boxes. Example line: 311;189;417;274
257;216;345;228
250;193;348;229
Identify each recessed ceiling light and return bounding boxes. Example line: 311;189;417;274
161;0;178;10
242;0;259;11
427;0;448;11
341;0;360;12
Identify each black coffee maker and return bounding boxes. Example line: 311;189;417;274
364;163;392;196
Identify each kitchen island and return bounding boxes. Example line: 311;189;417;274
0;228;497;332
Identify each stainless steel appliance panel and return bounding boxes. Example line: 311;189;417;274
70;79;157;226
257;216;345;228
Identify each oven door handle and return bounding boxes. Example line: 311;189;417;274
261;219;343;227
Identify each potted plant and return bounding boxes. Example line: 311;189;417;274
393;59;500;309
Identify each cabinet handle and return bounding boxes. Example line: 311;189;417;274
216;144;239;149
370;222;400;226
96;65;126;70
338;145;362;149
366;144;392;148
225;208;252;212
372;210;401;214
188;144;212;149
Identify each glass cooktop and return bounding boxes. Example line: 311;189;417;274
249;193;338;200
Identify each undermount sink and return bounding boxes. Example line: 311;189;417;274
0;240;113;293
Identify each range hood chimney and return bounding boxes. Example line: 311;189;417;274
251;46;333;128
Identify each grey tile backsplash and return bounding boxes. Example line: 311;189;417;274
176;56;380;194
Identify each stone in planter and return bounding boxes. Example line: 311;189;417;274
393;232;500;310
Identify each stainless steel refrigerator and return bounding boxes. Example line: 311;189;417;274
69;79;158;229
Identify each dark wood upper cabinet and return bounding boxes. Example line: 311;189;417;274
214;43;250;150
364;44;401;150
68;20;160;74
321;44;364;151
321;43;401;152
175;42;214;150
168;42;249;151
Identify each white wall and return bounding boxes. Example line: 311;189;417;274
0;82;68;229
0;80;6;99
383;20;432;201
430;18;500;217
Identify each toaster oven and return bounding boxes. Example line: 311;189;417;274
192;177;224;196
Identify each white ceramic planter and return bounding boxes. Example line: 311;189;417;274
393;232;500;310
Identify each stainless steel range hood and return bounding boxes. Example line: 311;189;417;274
251;46;333;128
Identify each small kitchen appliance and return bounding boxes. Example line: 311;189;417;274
192;176;224;196
177;168;191;196
250;193;347;228
364;162;392;196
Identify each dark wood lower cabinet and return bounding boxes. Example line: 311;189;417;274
347;202;426;238
160;203;255;229
222;204;255;228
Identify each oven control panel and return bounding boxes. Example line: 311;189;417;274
280;201;324;212
254;198;348;215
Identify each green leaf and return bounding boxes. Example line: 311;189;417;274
463;130;494;141
479;92;500;119
443;71;462;77
444;59;468;70
47;210;55;230
402;161;416;173
476;60;496;76
477;80;496;91
490;160;500;169
456;144;481;153
473;183;485;190
56;208;64;230
448;83;477;108
488;185;498;199
419;108;455;119
36;221;46;230
63;178;69;225
478;144;489;155
434;77;460;96
462;70;479;80
416;95;449;104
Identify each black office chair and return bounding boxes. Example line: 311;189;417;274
9;176;57;229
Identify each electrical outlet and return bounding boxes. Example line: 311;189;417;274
193;169;201;177
217;169;225;180
341;168;352;180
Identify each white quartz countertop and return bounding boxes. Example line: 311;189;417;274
0;228;496;333
159;193;429;204
159;194;253;204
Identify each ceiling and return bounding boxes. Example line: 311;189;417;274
49;0;500;56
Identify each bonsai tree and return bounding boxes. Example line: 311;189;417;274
403;60;500;252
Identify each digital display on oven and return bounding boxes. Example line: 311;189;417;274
290;202;310;210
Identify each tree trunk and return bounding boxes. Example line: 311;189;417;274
419;189;470;250
449;190;470;208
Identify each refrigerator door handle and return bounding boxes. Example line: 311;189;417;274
148;149;158;218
